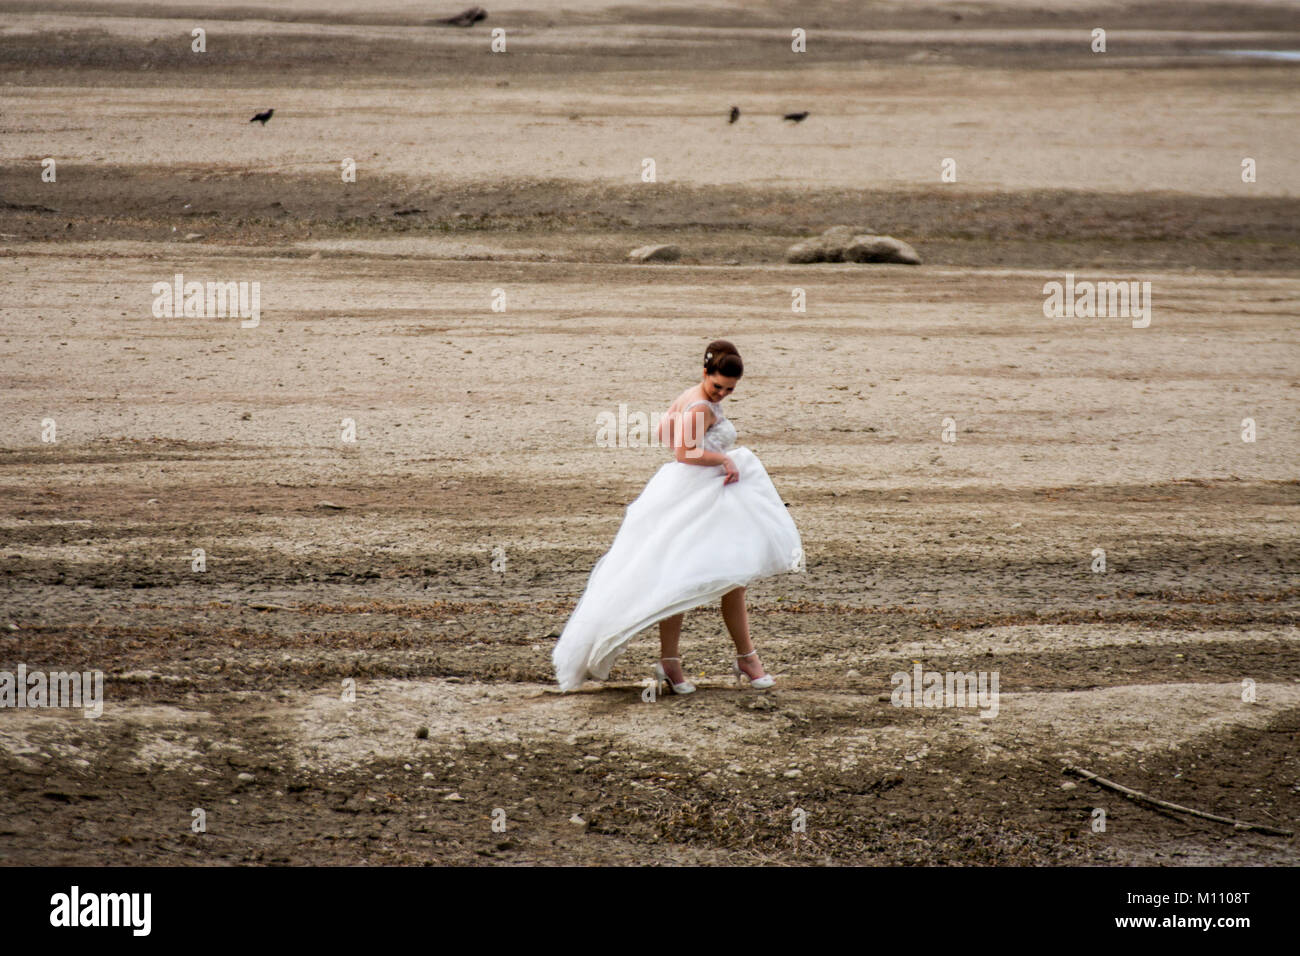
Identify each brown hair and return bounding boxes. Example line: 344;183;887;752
704;339;743;378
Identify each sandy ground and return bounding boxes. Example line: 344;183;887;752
1;0;1298;865
3;45;1298;195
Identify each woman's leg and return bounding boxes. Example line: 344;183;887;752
722;586;766;678
658;613;686;683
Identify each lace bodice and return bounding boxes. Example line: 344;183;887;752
682;399;737;453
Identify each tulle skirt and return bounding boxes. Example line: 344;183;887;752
552;446;802;691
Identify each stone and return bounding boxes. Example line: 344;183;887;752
786;226;921;265
628;243;681;262
842;235;922;265
785;237;842;263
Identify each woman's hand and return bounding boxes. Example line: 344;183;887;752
721;455;739;485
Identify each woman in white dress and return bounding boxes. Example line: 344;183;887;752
552;340;803;694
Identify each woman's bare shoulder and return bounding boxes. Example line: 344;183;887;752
667;386;705;414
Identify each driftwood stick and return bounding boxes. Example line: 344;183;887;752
1064;764;1293;838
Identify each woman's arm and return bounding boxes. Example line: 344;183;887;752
670;408;733;468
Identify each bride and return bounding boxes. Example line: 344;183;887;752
552;339;803;694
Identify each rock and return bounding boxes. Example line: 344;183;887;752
236;772;255;783
628;244;681;262
785;225;869;263
568;814;587;827
784;241;817;264
1061;781;1078;791
785;237;843;263
444;792;465;802
783;769;802;778
786;226;921;265
415;726;429;739
842;235;922;265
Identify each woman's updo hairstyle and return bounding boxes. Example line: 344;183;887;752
703;339;743;378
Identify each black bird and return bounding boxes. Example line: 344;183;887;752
783;111;810;123
728;106;740;124
433;6;487;26
250;109;274;125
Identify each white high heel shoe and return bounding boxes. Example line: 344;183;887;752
733;649;775;689
654;657;696;695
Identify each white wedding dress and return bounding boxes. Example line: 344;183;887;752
552;399;803;691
